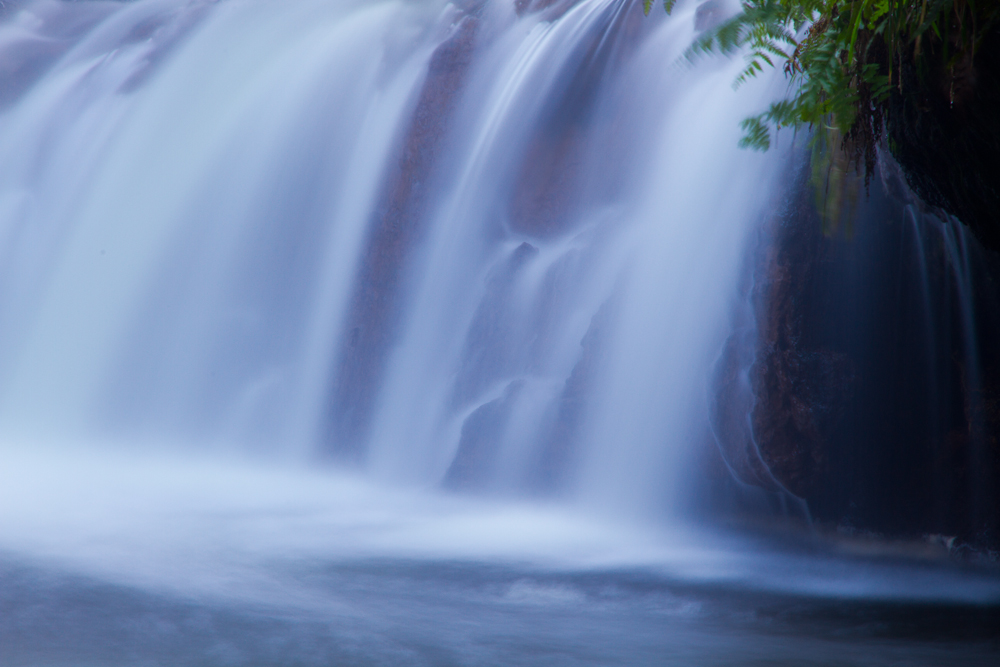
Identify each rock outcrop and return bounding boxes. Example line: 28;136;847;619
888;23;1000;253
714;152;1000;552
326;12;482;460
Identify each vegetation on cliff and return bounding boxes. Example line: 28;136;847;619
647;1;999;244
660;0;995;171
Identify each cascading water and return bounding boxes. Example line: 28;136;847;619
0;0;781;507
1;1;998;665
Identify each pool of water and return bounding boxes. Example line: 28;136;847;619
2;446;997;666
4;556;999;666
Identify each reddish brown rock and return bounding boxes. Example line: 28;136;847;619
748;202;856;499
326;14;481;460
506;0;646;238
710;152;1000;551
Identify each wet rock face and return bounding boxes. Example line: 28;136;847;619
715;153;1000;551
508;123;587;238
531;297;614;491
747;190;856;500
443;380;524;491
712;169;856;501
888;24;1000;253
324;1;645;462
507;0;645;238
326;14;482;461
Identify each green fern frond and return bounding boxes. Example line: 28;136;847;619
663;0;995;190
739;116;772;151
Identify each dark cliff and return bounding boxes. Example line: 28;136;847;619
887;22;1000;253
712;150;1000;554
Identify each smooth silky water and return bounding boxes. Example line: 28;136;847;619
0;1;997;664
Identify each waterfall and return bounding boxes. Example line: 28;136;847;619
0;0;786;528
4;7;1000;661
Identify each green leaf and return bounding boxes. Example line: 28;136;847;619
869;0;889;26
739;116;771;151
